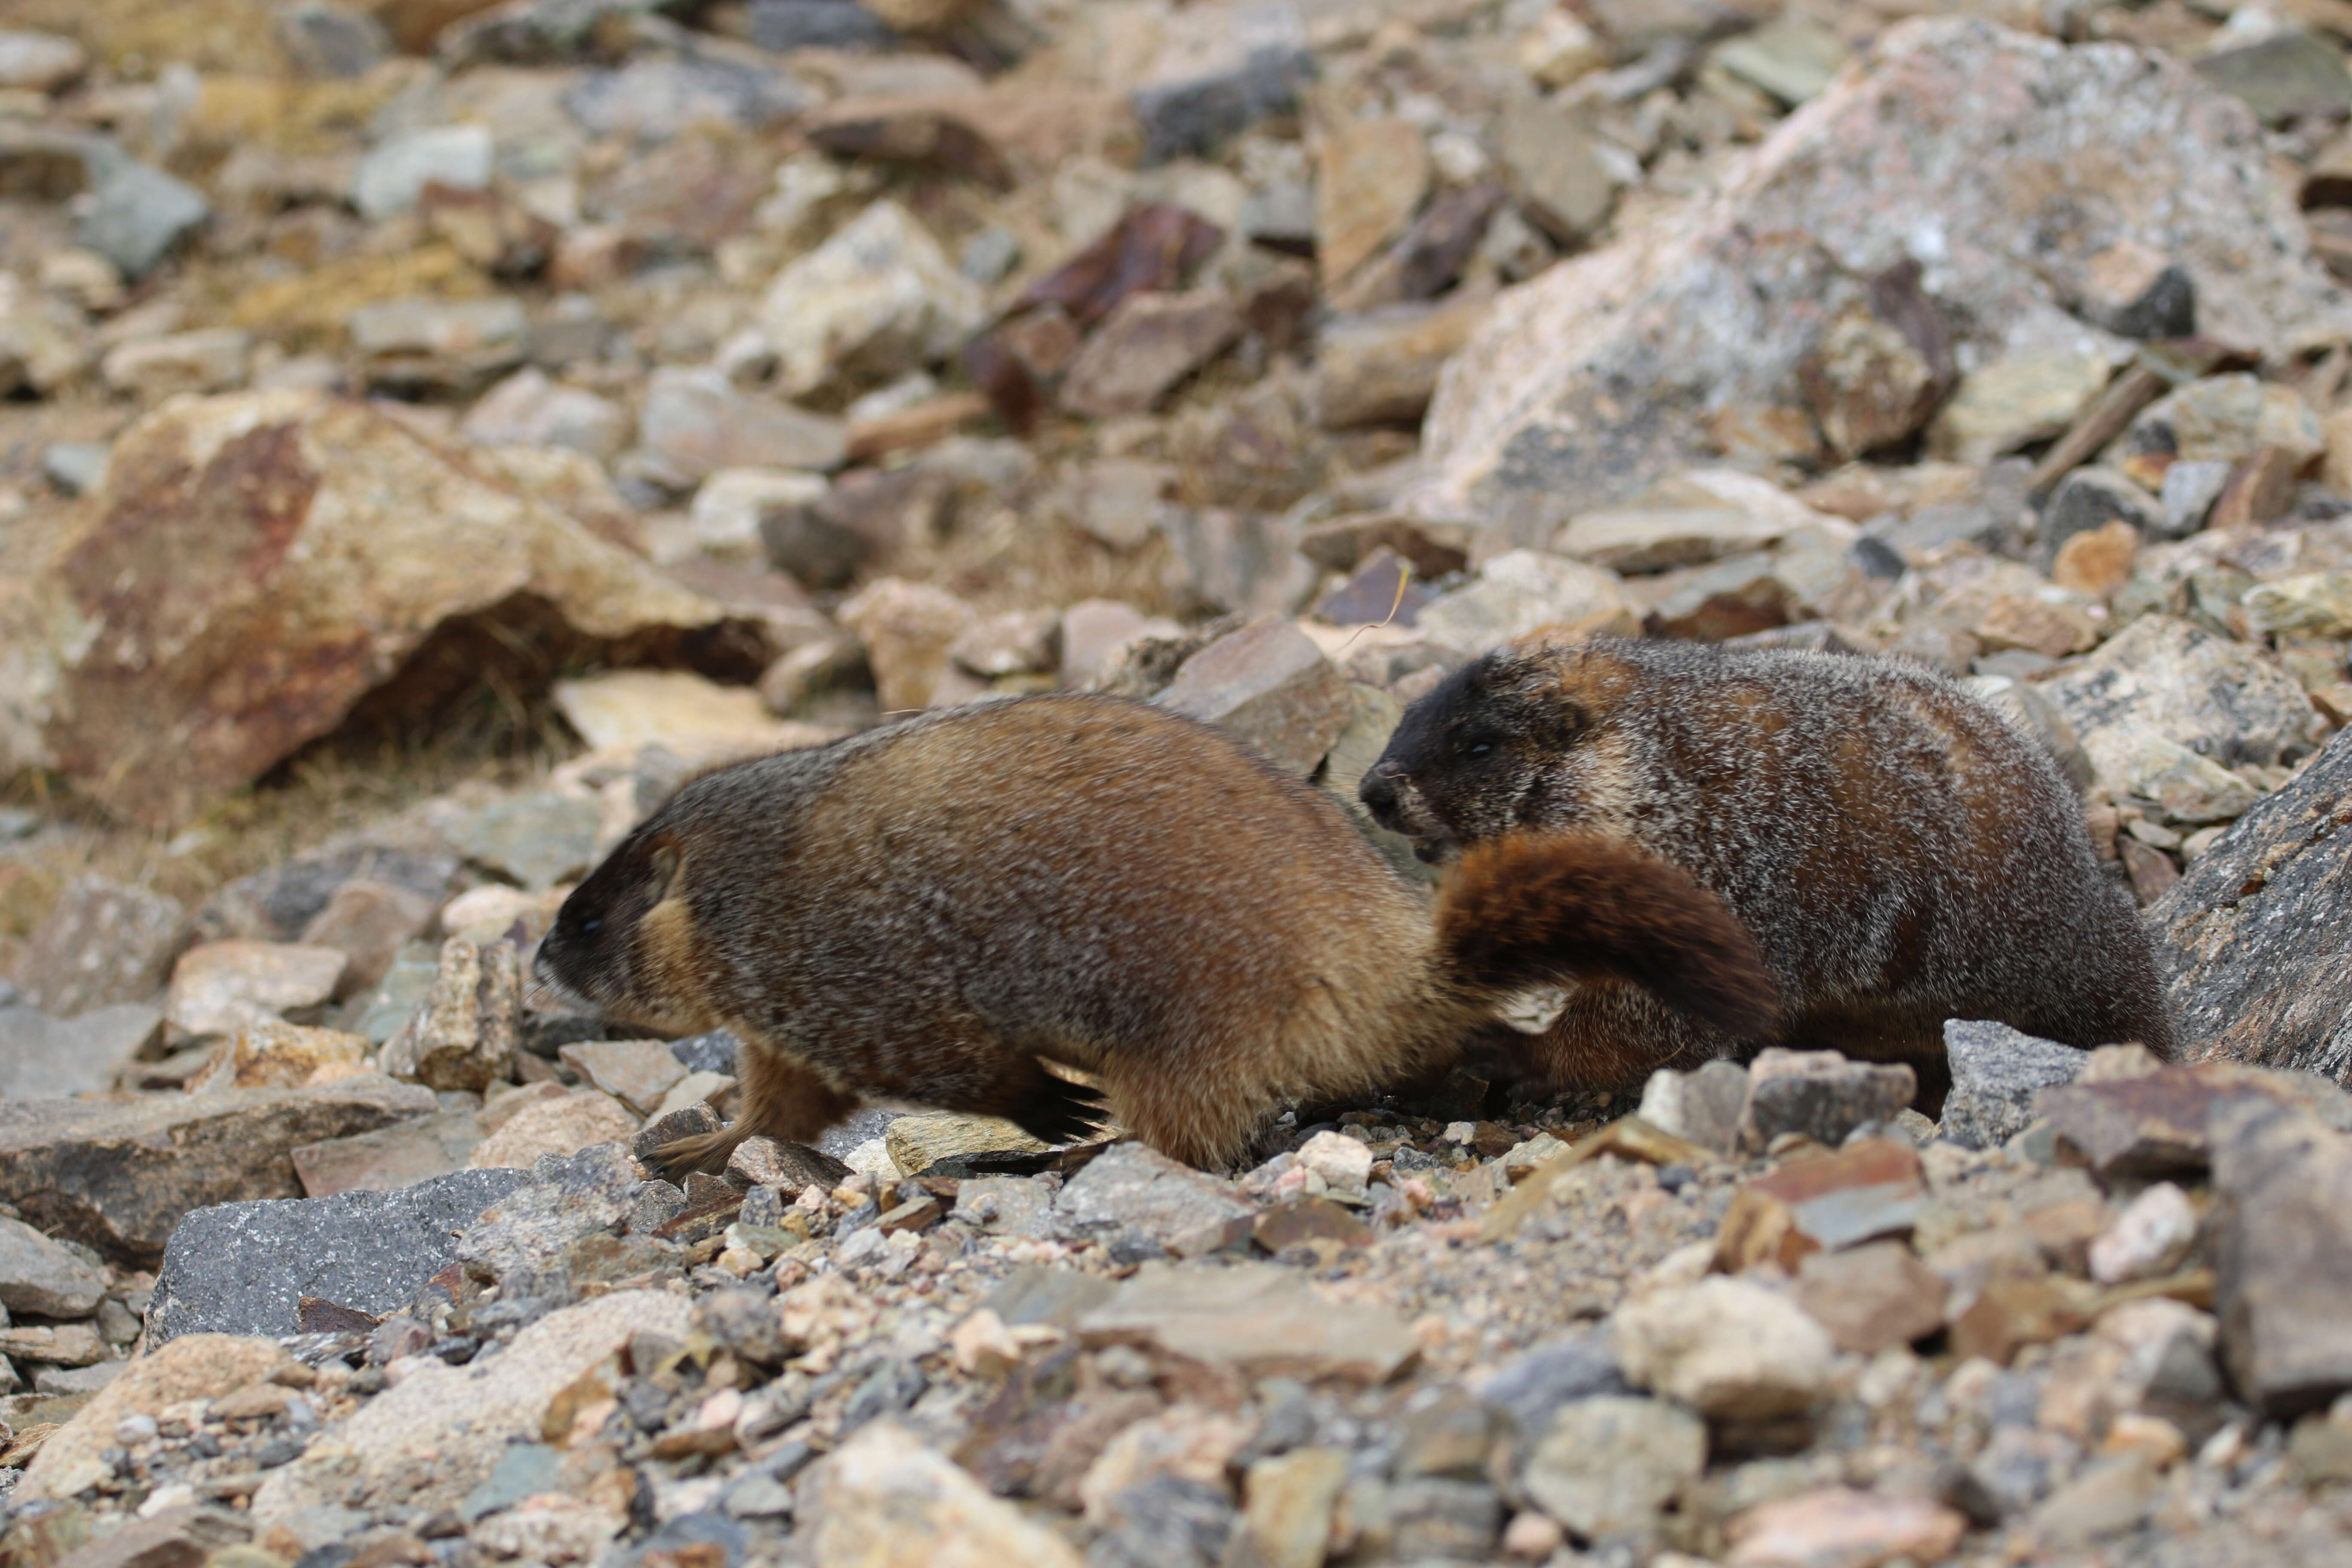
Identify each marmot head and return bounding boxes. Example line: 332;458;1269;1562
1360;643;1607;861
533;822;700;1030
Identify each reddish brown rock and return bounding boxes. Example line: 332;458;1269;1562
21;390;762;827
1793;1241;1950;1355
1060;289;1242;420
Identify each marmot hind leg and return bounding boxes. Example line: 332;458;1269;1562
647;1040;861;1180
1526;985;1745;1093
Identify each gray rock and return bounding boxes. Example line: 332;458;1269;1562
274;4;389;78
0;1214;108;1318
0;1003;162;1098
1416;548;1632;657
747;0;894;52
2112;373;2325;474
77;159;209;280
1520;1395;1706;1543
1476;1329;1629;1445
1091;1476;1234;1568
2159;459;2233;539
1131;0;1313;165
380;938;519;1092
1407;19;2348;543
637;366;847;490
2150;725;2352;1081
955;1177;1061;1240
726;1137;849;1194
2211;1100;2352;1417
1496;97;1614;248
40;440;109;495
350;296;528;396
0;1076;437;1266
1940;1021;2090;1150
817;1106;903;1161
148;1168;531;1343
1154;506;1318;622
1740;1048;1917;1153
562;56;811;142
1387;1476;1503;1561
456;1142;642;1292
1636;1059;1749;1158
1154;616;1351;775
2196;29;2352;125
1055;1142;1256;1253
350;126;493;222
15;875;188;1018
668;1030;742;1076
449;792;601;891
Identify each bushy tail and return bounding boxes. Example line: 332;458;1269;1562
1434;833;1779;1041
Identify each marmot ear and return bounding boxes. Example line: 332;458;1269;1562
647;833;686;898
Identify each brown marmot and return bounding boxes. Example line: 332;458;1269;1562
1359;637;2175;1100
533;694;1776;1174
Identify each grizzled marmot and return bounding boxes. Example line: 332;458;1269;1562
534;693;1776;1173
1360;637;2174;1101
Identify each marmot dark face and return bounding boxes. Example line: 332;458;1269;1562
534;824;697;1031
1361;648;1604;860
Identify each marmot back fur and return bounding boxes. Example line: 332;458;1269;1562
1360;638;2174;1097
534;693;1776;1173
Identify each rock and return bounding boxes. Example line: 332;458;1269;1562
756;200;984;400
0;1215;107;1320
1931;351;2114;467
2114;372;2325;478
0;1003;163;1098
1236;1447;1348;1568
1715;20;1850;106
467;1090;638;1170
1056;1142;1257;1254
78;159;209;281
2244;573;2352;640
2150;724;2352;1077
1158;508;1318;622
449;792;600;890
462;368;630;462
14;389;761;827
1614;1276;1835;1421
1293;1131;1372;1200
351;125;494;222
2040;467;2160;567
2196;29;2352;125
297;879;437;1001
381;938;520;1091
275;4;389;77
1408;19;2346;542
559;1041;687;1116
1496;96;1614;250
1939;1021;2090;1151
1637;1060;1751;1158
638;366;849;488
1792;1241;1949;1355
2089;1181;2198;1287
1521;1395;1706;1543
0;30;86;92
1416;549;1634;657
165;941;346;1038
2036;1062;2330;1181
1078;1260;1415;1382
1154;616;1351;775
1725;1487;1968;1568
1556;506;1792;576
885;1113;1048;1177
0;1076;435;1266
1316;117;1428;287
1314;293;1494;431
456;1142;643;1289
15;876;188;1017
0;272;92;396
147;1168;530;1344
1740;1049;1917;1154
252;1289;690;1525
1130;0;1312;165
762;466;956;590
2042;614;2321;814
726;1136;850;1193
348;295;527;395
19;1334;292;1503
563;55;809;141
2208;1101;2352;1419
99;329;251;403
812;1420;1087;1568
1060;289;1242;419
838;576;978;712
1715;1139;1928;1272
291;1110;485;1196
187;1019;369;1092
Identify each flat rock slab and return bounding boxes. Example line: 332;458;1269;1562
2150;723;2352;1081
0;1076;438;1266
292;1110;484;1197
2211;1101;2352;1418
0;1214;108;1319
1154;616;1351;776
2036;1062;2352;1180
0;1003;162;1098
1054;1142;1257;1253
148;1167;533;1343
251;1289;691;1526
1078;1261;1417;1383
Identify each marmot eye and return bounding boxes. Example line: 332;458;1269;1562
1467;741;1495;758
577;916;603;936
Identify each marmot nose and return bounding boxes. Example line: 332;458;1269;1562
1359;767;1400;820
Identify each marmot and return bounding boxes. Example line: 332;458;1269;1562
533;694;1776;1174
1359;637;2174;1100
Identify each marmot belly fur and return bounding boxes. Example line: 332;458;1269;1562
533;694;1776;1173
1360;637;2174;1099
